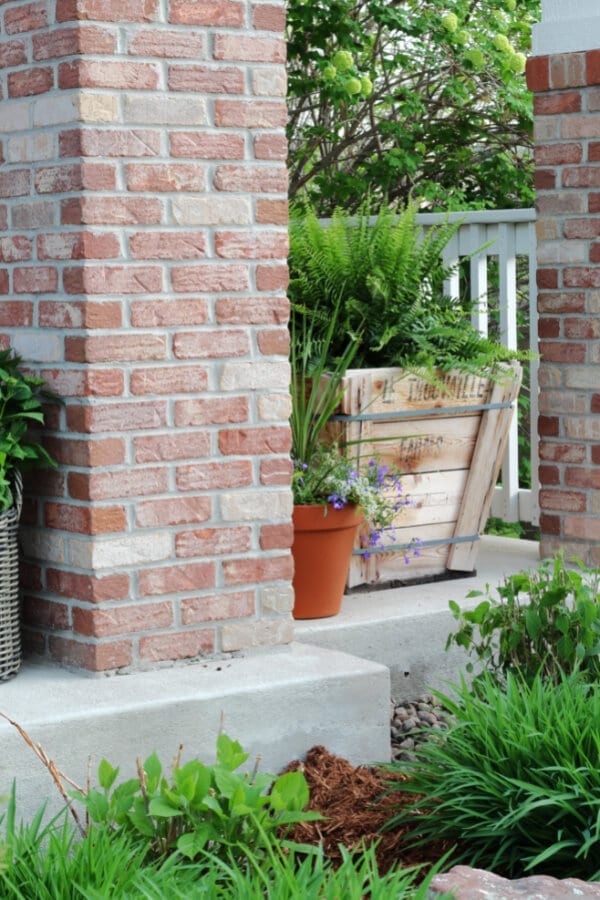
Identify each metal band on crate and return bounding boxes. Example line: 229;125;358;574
352;533;480;556
329;400;513;424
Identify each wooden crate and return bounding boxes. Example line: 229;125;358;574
327;363;522;587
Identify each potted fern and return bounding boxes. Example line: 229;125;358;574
288;201;524;587
0;349;56;680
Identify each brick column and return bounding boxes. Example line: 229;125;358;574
0;0;293;671
528;4;600;565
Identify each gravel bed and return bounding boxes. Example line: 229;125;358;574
390;692;452;763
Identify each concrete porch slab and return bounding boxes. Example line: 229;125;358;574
295;536;540;698
0;643;390;823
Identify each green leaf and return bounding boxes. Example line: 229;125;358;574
269;770;309;812
97;759;119;792
148;798;181;818
216;734;249;771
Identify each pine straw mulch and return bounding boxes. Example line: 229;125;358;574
283;745;453;876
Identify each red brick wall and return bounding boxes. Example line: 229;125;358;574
528;52;600;564
0;0;294;670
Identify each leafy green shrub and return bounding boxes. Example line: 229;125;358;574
289;201;525;379
446;554;600;684
384;671;600;880
0;348;56;511
72;733;320;869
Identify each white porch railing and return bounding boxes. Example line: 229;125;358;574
416;208;539;526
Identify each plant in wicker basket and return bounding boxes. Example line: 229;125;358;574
0;349;57;682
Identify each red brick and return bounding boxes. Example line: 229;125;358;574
537;292;585;314
177;460;252;491
563;167;600;188
0;236;32;262
35;163;116;193
538;464;559;486
62;196;162;225
256;199;288;225
174;397;248;426
538;317;560;339
168;65;244;93
128;28;205;57
47;569;130;603
65;333;166;362
564;267;600;288
535;170;556;191
540;340;586;363
260;458;292;485
590;194;600;214
60;128;161;158
260;522;293;550
258;327;289;355
125;163;206;192
216;295;288;324
33;25;116;58
45;502;127;534
171;264;249;293
14;266;58;294
4;2;47;34
539;416;559;437
214;34;285;63
222;555;292;586
169;132;244;159
540;441;586;463
539;513;561;536
66;401;167;436
8;67;53;98
134;432;210;464
173;329;249;358
254;134;288;161
215;100;286;128
256;264;289;291
566;466;600;489
59;59;158;89
22;597;69;631
215;231;288;259
73;602;173;638
169;0;243;26
589;243;600;263
69;467;168;501
587;49;600;86
536;194;585;215
563;218;600;239
550;52;586;90
539;489;587;512
37;232;121;260
0;170;30;198
536;268;558;290
589;143;600;162
130;365;208;395
533;92;581;115
130;298;208;327
526;55;549;92
139;562;215;596
535;143;583;166
565;316;600;338
219;426;291;455
63;265;162;295
592;445;600;464
44;437;125;468
0;302;33;327
48;636;132;671
214;165;287;193
139;630;215;662
592;395;600;414
129;231;206;261
181;591;254;625
0;40;27;68
56;0;159;22
253;4;285;31
39;302;122;329
135;496;211;528
565;515;600;540
176;526;251;558
41;367;124;397
13;201;54;228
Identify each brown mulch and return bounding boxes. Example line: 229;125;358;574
283;745;453;876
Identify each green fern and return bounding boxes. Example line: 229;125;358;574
289;200;526;379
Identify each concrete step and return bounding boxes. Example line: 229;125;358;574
294;536;540;698
0;643;390;823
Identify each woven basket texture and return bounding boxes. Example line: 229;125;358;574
0;472;22;682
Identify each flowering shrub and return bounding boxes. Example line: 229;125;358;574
292;445;417;559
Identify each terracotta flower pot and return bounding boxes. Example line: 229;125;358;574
291;503;363;620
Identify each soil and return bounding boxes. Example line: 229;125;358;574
284;745;453;877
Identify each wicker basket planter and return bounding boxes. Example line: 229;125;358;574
0;472;22;682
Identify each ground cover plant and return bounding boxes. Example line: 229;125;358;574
383;670;600;881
